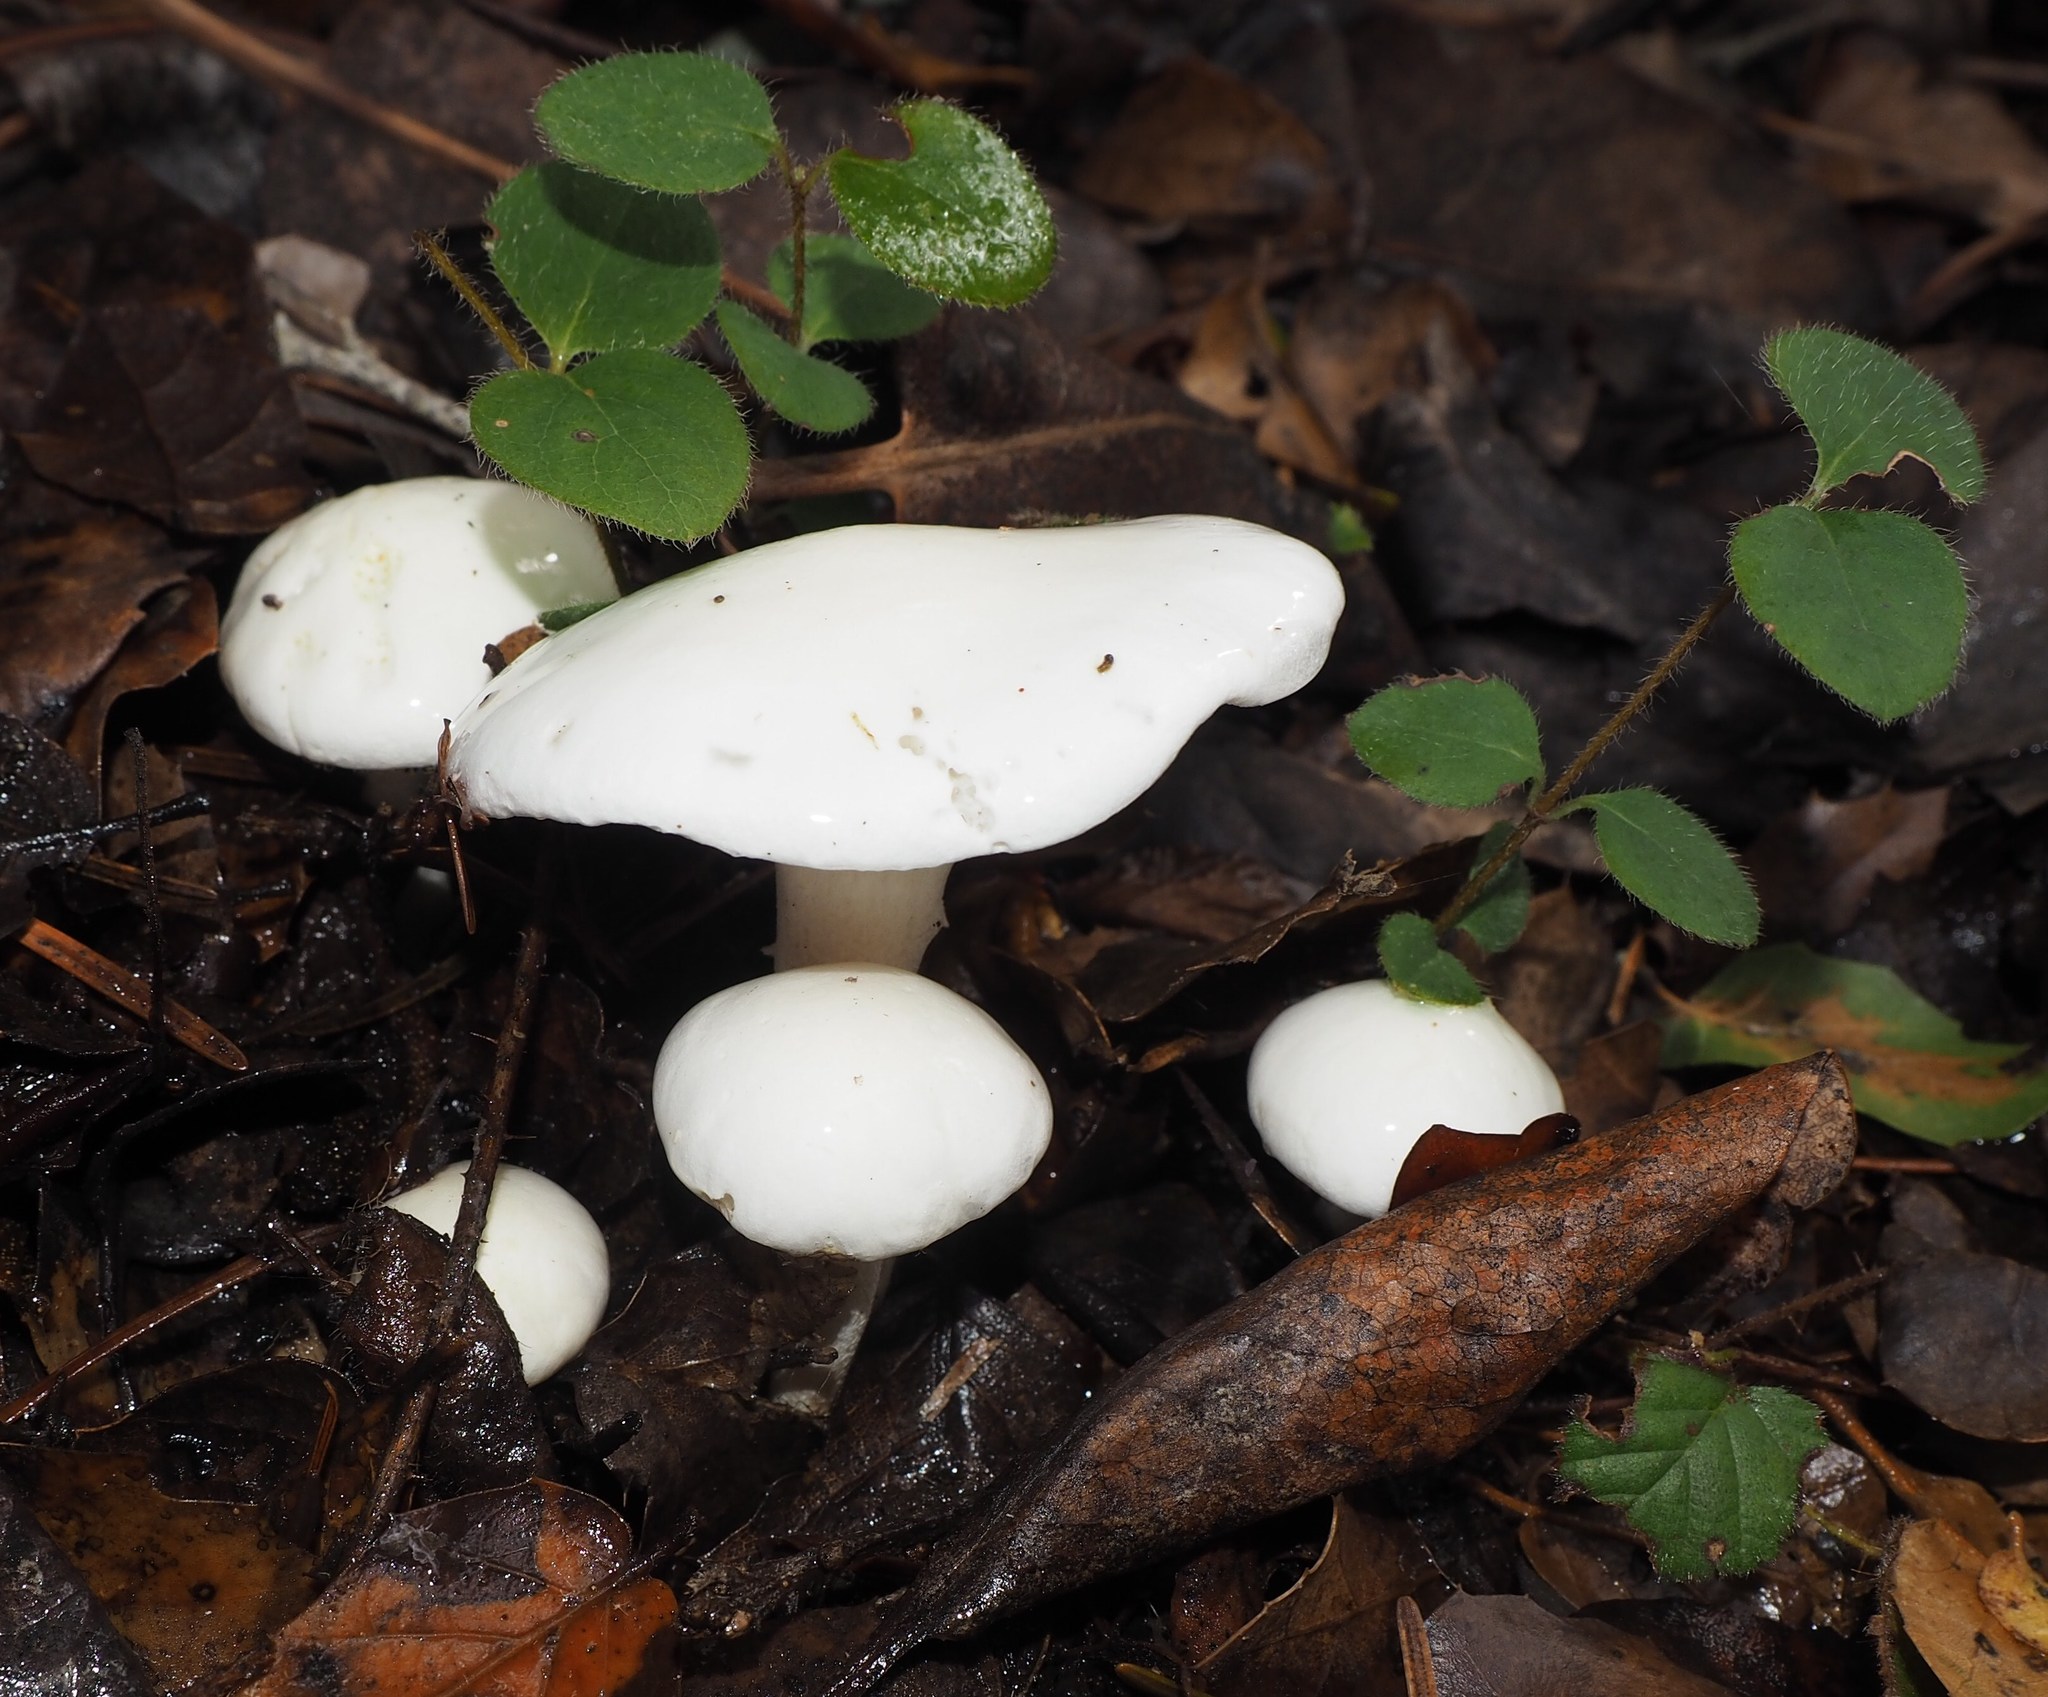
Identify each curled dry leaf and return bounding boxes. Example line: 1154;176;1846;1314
1890;1518;2048;1697
242;1481;676;1697
824;1053;1855;1693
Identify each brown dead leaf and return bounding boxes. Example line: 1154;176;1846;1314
1195;1496;1435;1697
1072;57;1338;228
1425;1591;1736;1696
1748;784;1949;939
243;1481;675;1697
1892;1519;2048;1696
62;577;219;782
1561;1022;1666;1135
4;1444;319;1694
1804;37;2048;233
1493;889;1617;1072
1881;1239;2048;1441
825;1054;1855;1693
1981;1518;2048;1657
748;309;1317;534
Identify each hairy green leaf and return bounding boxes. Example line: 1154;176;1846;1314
1661;942;2048;1146
1455;823;1532;955
1377;911;1484;1007
538;601;611;632
537;52;777;195
1558;1355;1826;1580
715;301;875;434
1327;501;1374;555
487;164;720;361
472;352;749;542
765;234;941;349
1346;676;1542;808
1731;505;1965;724
1766;327;1986;502
827;102;1055;309
1570;789;1758;946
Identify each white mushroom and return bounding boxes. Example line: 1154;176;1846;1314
220;477;618;772
1246;980;1565;1218
654;964;1052;1261
446;515;1345;970
382;1161;609;1383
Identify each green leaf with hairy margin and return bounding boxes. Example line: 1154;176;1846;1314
1455;822;1532;955
472;352;749;541
487;164;720;361
537;52;778;195
766;235;941;349
1731;505;1965;724
827;102;1055;308
1660;943;2048;1146
1570;789;1758;946
1766;327;1986;502
1347;676;1542;808
1558;1355;1825;1581
715;301;875;434
538;601;610;632
1377;911;1484;1007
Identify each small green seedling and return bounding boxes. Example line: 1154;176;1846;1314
430;49;1056;541
1347;328;1986;1003
1556;1353;1827;1580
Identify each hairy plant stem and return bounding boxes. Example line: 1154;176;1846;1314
775;142;822;347
415;229;534;372
1433;581;1739;938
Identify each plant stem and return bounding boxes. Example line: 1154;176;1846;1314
415;229;534;372
776;142;812;347
1434;581;1738;937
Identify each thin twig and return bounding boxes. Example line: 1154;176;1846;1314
15;919;247;1070
1850;1155;1958;1174
1702;1267;1885;1350
1435;583;1738;935
1177;1071;1315;1255
1458;1471;1651;1547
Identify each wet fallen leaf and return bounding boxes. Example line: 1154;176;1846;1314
1891;1518;2048;1697
1748;784;1950;940
1662;943;2048;1145
242;1480;676;1697
1424;1590;1736;1696
1560;1023;1666;1136
2;1443;319;1695
62;577;219;782
824;1054;1855;1692
1980;1519;2048;1656
1193;1495;1434;1697
0;1459;151;1697
1881;1239;2048;1440
1177;280;1359;490
1071;56;1337;228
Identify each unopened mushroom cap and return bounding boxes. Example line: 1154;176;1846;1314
220;477;617;769
1246;979;1565;1218
653;964;1052;1260
382;1161;610;1383
448;516;1343;869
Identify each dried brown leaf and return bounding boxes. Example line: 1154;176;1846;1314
1892;1518;2048;1696
1425;1591;1736;1696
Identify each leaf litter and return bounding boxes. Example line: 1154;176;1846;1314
6;4;2048;1696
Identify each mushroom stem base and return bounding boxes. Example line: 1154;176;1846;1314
769;1257;892;1416
773;865;952;971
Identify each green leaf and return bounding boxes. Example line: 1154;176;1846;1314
1557;1355;1826;1581
1327;501;1374;556
538;601;611;632
1765;327;1986;503
1455;823;1532;956
1377;912;1484;1007
472;351;750;542
536;52;778;195
1346;676;1543;808
714;300;875;434
826;101;1056;309
765;234;941;350
1570;789;1759;946
1730;505;1965;724
487;164;720;362
1660;942;2048;1146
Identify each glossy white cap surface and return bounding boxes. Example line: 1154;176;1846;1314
1247;979;1565;1218
221;477;617;769
653;964;1053;1260
382;1161;610;1383
448;516;1343;869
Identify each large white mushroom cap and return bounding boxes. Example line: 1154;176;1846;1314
447;516;1343;868
654;964;1053;1260
220;477;618;769
1246;979;1565;1218
382;1161;610;1383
